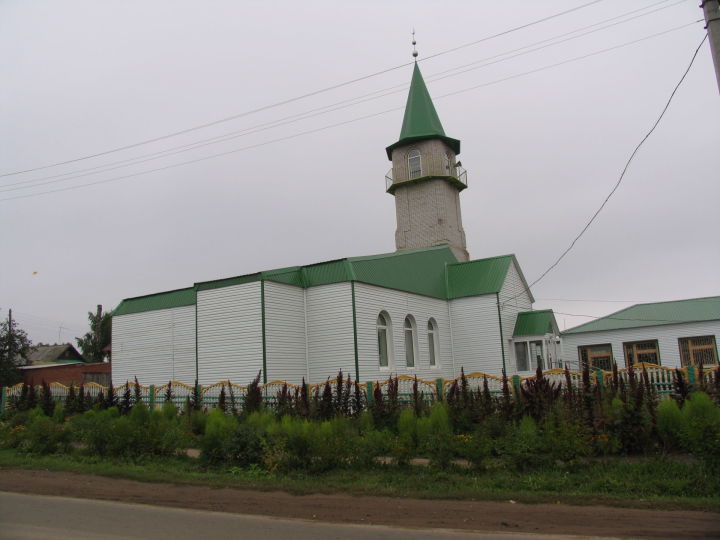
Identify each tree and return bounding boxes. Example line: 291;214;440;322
76;306;111;363
0;312;33;387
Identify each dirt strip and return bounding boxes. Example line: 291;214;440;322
0;468;718;539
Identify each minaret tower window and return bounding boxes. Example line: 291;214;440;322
408;149;422;179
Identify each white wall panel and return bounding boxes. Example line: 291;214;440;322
112;305;196;386
355;283;453;382
449;295;504;376
305;283;354;383
560;320;720;370
264;281;307;385
197;282;262;385
498;261;533;375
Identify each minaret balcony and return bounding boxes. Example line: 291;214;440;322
385;165;467;194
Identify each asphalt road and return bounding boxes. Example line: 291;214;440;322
0;491;614;540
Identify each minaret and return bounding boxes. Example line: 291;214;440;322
385;37;469;262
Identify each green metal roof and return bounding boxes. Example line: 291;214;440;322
562;296;720;334
113;287;196;316
513;310;557;337
385;63;460;159
114;247;532;316
446;255;513;299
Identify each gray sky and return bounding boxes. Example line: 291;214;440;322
1;0;718;345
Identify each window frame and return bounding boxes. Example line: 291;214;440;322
407;149;422;179
622;340;660;367
376;312;393;369
427;318;440;368
578;343;614;371
403;315;418;368
678;335;718;367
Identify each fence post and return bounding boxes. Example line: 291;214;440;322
512;375;521;397
365;381;374;406
148;385;155;409
595;369;604;392
435;378;444;401
687;365;696;390
0;386;6;413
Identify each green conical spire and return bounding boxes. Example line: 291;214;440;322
386;63;460;159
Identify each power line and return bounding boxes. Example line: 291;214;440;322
0;20;700;203
0;0;607;178
0;0;682;193
503;31;708;307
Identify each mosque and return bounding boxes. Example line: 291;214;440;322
111;60;561;387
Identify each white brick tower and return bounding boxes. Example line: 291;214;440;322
385;63;469;262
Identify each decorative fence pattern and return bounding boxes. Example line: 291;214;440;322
1;363;716;413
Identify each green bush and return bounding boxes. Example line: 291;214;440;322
541;408;590;462
417;403;453;468
223;422;264;468
608;397;653;455
393;409;418;466
680;392;720;467
657;398;683;451
496;415;546;471
201;408;238;464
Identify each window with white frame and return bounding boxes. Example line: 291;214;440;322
408;149;422;179
404;316;417;367
514;340;544;372
427;318;439;367
377;312;392;368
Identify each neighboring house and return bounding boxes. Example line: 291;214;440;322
25;343;84;365
112;63;555;386
19;343;112;386
559;296;720;371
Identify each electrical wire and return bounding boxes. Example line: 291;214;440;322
0;20;701;203
0;0;607;178
0;0;682;193
501;32;709;308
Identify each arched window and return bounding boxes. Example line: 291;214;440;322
404;316;417;367
407;149;422;179
377;312;392;368
427;318;439;367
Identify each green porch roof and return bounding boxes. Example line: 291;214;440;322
562;296;720;334
513;310;557;337
114;246;530;316
385;63;460;159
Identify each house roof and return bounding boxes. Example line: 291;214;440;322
385;63;460;159
114;246;530;316
26;344;85;365
562;296;720;334
513;310;558;337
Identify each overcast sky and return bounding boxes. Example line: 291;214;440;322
1;0;718;346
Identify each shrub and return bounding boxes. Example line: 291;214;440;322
223;422;264;468
608;396;653;455
541;407;590;462
19;412;69;454
394;408;418;466
496;415;546;471
680;392;720;468
201;408;238;464
417;403;453;468
657;398;683;451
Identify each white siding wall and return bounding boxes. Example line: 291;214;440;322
498;261;533;376
449;294;504;376
264;281;307;385
355;283;454;382
112;305;196;385
306;282;354;383
197;282;263;385
560;320;720;370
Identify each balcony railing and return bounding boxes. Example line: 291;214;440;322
385;166;467;191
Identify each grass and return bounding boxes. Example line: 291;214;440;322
0;449;717;512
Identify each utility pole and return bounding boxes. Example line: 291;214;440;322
7;309;13;364
95;304;102;361
702;0;720;93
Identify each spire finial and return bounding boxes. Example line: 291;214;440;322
411;29;418;60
